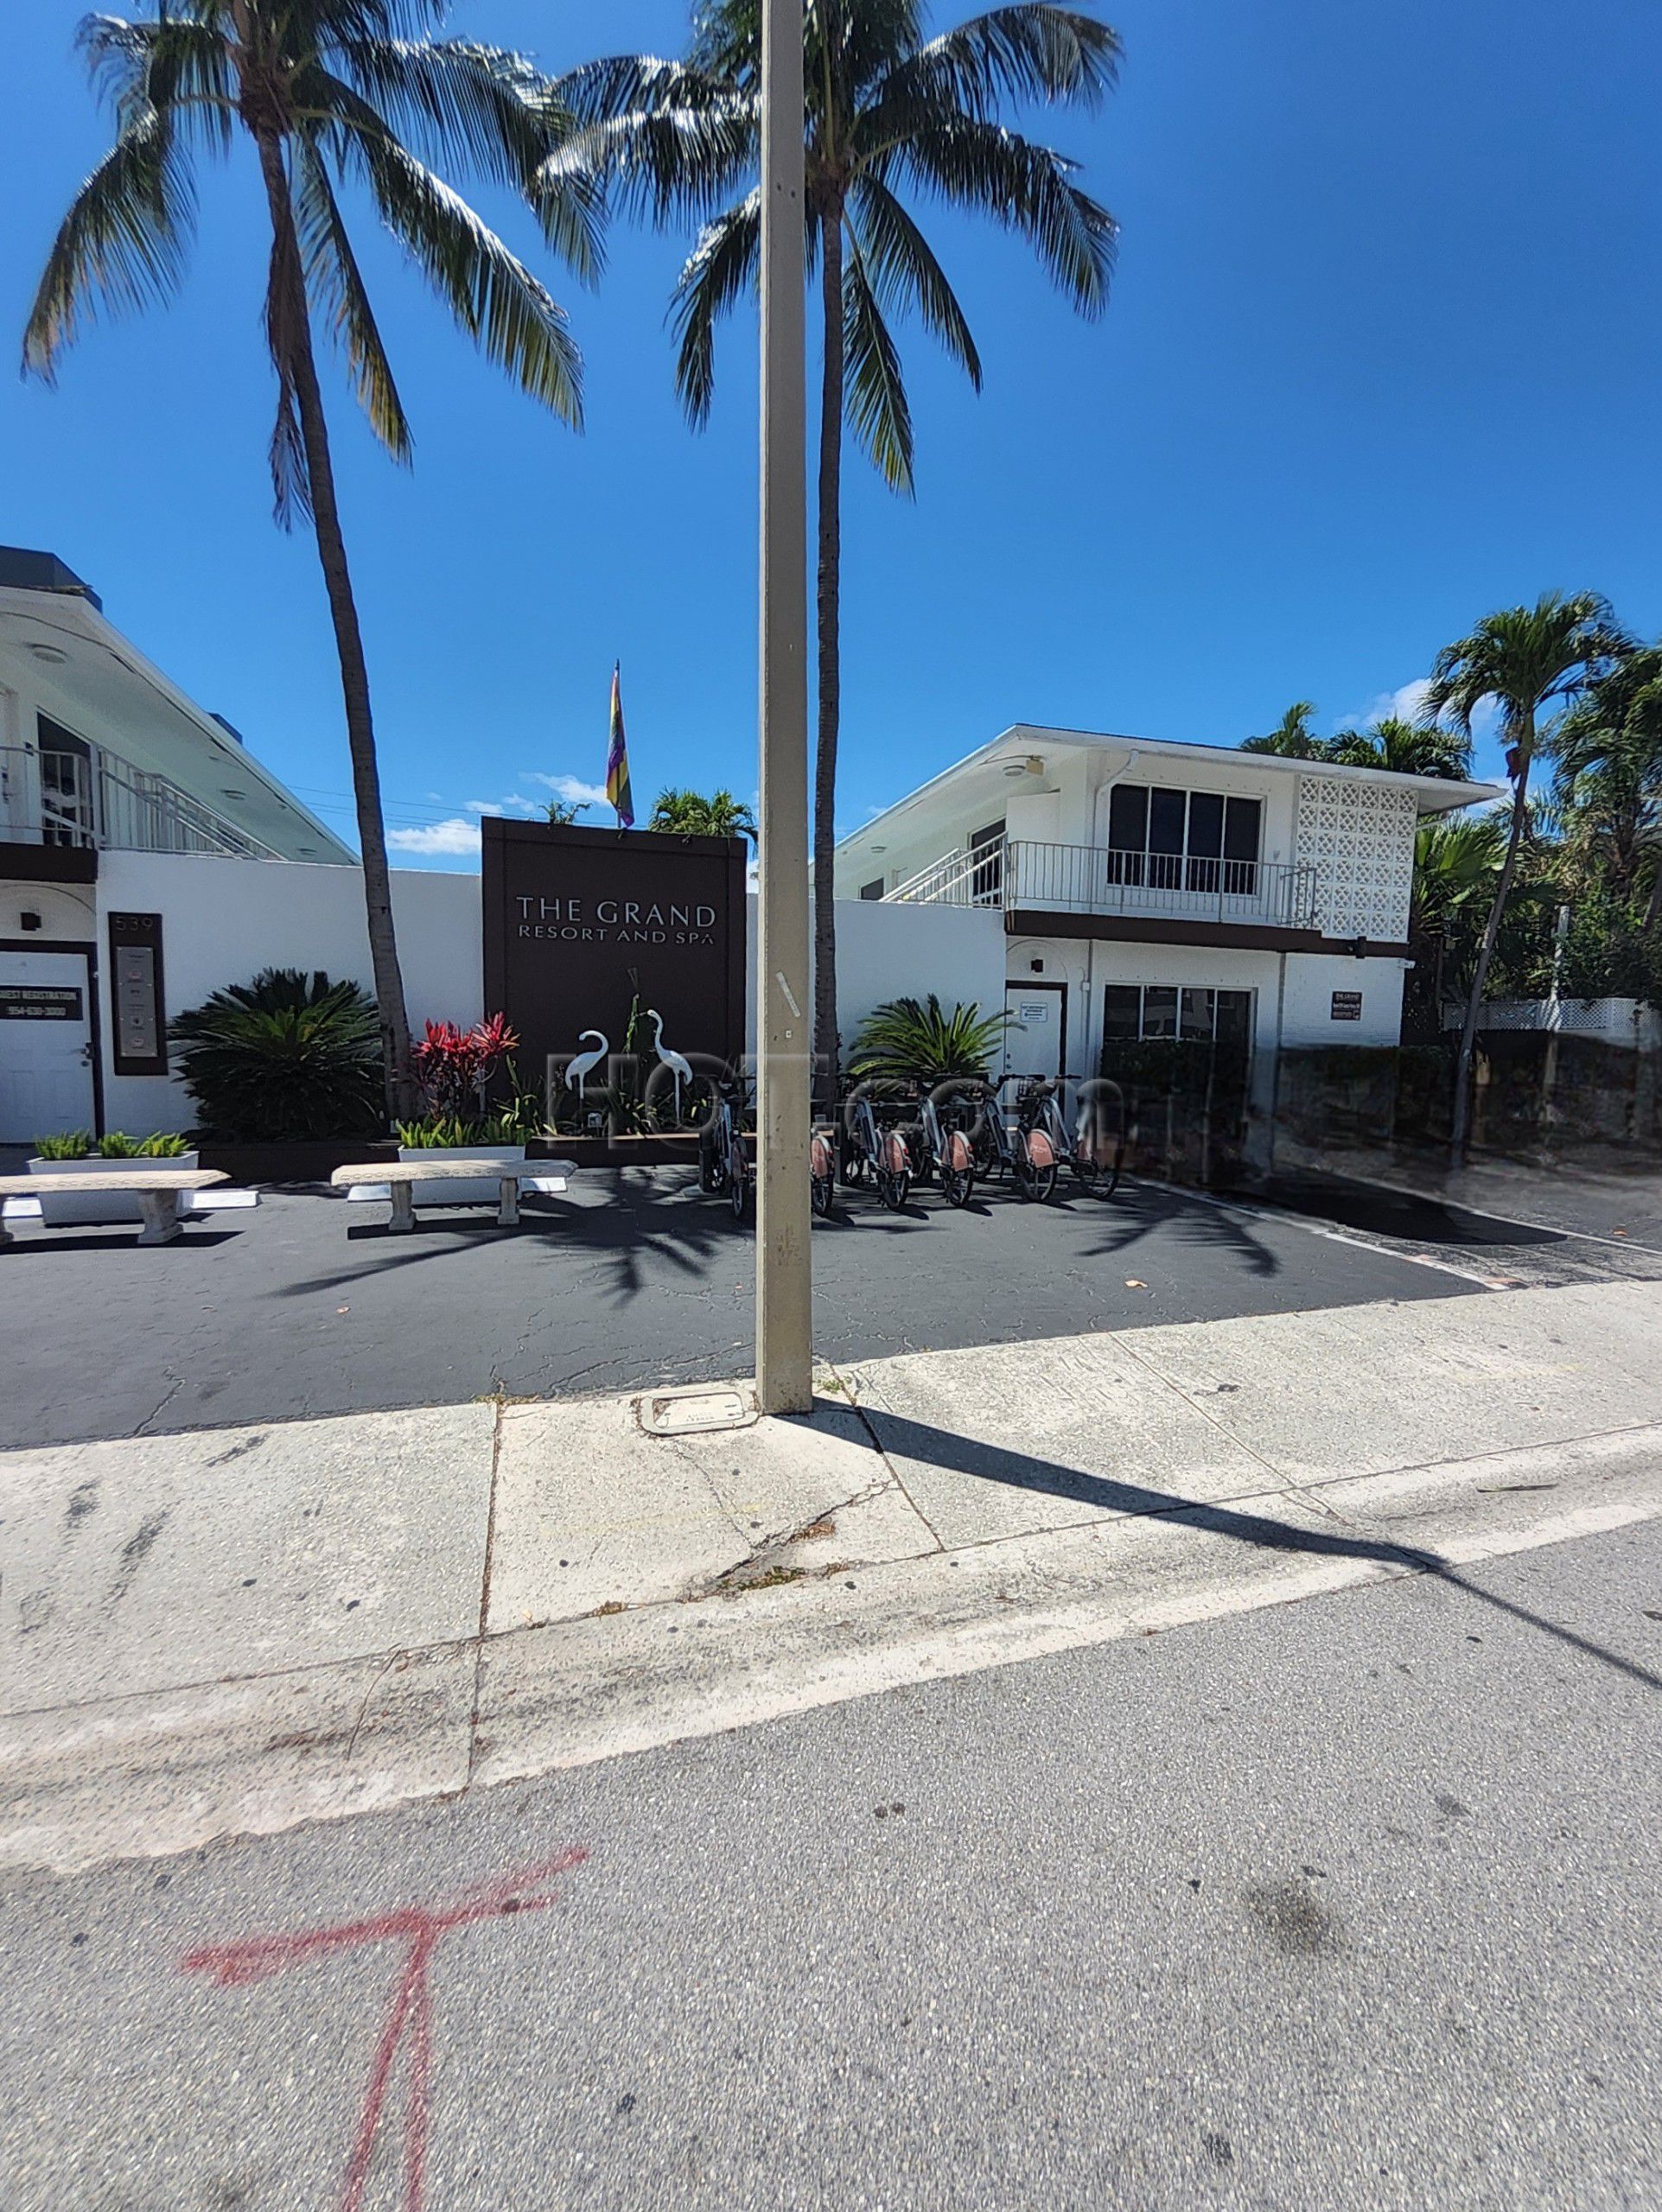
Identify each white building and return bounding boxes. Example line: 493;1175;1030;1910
833;723;1500;1083
1;548;353;1141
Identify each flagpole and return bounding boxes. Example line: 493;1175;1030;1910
755;0;813;1415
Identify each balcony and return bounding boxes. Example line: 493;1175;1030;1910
1;741;282;861
885;837;1321;935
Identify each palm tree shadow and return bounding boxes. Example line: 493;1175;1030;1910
1080;1181;1283;1279
863;1408;1661;1694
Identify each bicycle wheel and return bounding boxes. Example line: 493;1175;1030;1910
810;1132;836;1217
879;1131;912;1212
728;1136;750;1219
1017;1129;1060;1203
699;1132;726;1192
939;1132;976;1209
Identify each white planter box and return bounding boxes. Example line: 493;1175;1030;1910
28;1151;201;1227
396;1143;525;1209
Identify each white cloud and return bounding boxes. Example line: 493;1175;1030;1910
464;794;543;819
525;772;609;808
1334;677;1496;738
386;816;481;857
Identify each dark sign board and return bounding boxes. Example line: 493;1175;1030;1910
481;817;748;1099
1331;990;1363;1022
108;912;168;1074
0;986;82;1021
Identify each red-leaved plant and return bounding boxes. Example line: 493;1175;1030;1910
411;1014;519;1122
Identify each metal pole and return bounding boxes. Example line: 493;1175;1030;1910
755;0;813;1414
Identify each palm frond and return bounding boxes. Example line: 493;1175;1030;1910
874;5;1122;124
293;134;412;463
22;106;195;379
843;239;914;493
894;117;1116;314
544;93;758;226
849;995;1007;1084
78;12;235;150
345;128;583;428
852;171;981;387
669;192;762;427
261;184;314;528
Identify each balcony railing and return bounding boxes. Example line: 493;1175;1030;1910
886;836;1320;930
1;742;282;861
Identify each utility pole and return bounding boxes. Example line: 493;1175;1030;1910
755;0;813;1414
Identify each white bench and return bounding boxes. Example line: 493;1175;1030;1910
0;1168;231;1248
330;1159;577;1233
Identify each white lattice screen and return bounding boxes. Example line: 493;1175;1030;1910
1295;777;1417;941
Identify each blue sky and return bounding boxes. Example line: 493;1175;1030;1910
3;0;1659;864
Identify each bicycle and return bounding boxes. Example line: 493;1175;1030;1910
918;1083;977;1207
843;1084;913;1211
698;1074;751;1220
810;1122;837;1217
971;1076;1060;1201
1068;1076;1126;1200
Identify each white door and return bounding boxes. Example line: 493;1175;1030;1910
0;950;96;1142
1004;983;1066;1081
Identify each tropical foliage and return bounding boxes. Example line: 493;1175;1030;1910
849;995;1006;1085
648;787;758;842
555;0;1120;1096
1243;705;1471;779
1423;590;1629;1161
28;0;600;1114
169;969;385;1141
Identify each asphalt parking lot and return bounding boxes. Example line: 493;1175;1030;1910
0;1165;1513;1449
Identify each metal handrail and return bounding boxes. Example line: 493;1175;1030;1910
0;741;282;861
1006;841;1319;927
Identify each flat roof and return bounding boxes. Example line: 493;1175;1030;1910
836;722;1504;854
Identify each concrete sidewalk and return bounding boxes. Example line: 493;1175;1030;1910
4;1278;1661;1874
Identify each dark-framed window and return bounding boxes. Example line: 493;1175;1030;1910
1105;785;1261;894
1101;983;1254;1045
859;878;885;901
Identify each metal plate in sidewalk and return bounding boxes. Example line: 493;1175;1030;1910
636;1383;759;1437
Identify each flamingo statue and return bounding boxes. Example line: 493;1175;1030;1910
646;1009;694;1124
565;1029;608;1099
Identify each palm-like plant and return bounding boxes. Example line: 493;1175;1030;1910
554;2;1119;1096
648;785;759;842
169;967;386;1139
1552;645;1662;927
1326;715;1473;780
848;993;1006;1084
1423;591;1630;1163
1240;701;1323;759
25;1;600;1113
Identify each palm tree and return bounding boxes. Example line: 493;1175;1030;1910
1423;591;1629;1164
1240;701;1323;759
1553;645;1662;927
553;2;1119;1098
1326;715;1473;780
648;785;759;842
25;1;598;1114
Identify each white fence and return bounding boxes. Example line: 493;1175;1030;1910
1448;997;1657;1046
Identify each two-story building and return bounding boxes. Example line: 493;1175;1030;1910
1;546;353;1141
832;722;1500;1086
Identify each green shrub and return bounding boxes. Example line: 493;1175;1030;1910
395;1107;535;1148
95;1130;141;1158
849;995;1007;1087
34;1130;92;1160
169;969;385;1142
134;1131;192;1157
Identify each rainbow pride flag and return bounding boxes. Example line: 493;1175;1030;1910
606;661;634;829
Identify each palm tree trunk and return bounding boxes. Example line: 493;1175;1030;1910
811;207;845;1111
252;129;417;1122
1450;721;1532;1167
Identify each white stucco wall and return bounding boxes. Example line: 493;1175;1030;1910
93;851;482;1130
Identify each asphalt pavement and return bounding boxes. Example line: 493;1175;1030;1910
3;1515;1657;2212
0;1168;1480;1449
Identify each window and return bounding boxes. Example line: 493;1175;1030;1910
970;820;1003;905
1101;984;1254;1045
38;716;96;848
859;878;885;901
1105;785;1260;894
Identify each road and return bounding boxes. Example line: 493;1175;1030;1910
3;1516;1658;2211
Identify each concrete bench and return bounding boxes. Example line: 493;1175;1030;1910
0;1168;230;1248
330;1159;577;1233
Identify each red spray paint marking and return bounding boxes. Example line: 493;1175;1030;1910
181;1849;589;2212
